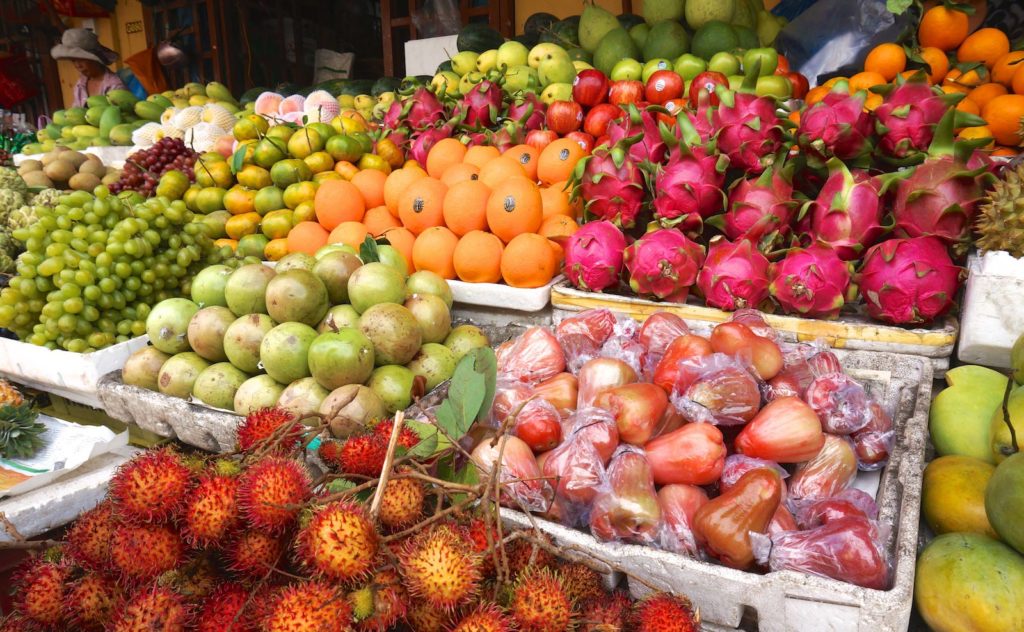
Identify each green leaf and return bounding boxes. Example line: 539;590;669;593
229;147;246;175
887;0;914;14
326;478;356;493
359;235;380;263
434;399;461;440
468;347;497;423
406;419;454;457
436;453;480;504
449;357;486;435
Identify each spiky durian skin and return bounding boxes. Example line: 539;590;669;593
977;163;1024;256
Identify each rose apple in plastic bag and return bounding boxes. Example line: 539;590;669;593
644;422;727;486
555;309;617;372
851;401;894;469
594;382;669;445
788;434;858;506
542;428;607;507
735;396;825;463
653;334;713;394
678;355;762;424
513;398;563;453
767;516;889;590
491;380;532;426
720;455;789;497
589;448;662;543
497;326;565;384
532;372;579;414
693;468;783;569
638;312;690;376
730;309;778;340
797;489;879;529
564;408;620;464
805;373;871;435
709;321;783;380
471;435;550;511
769;504;799;537
577;357;638;408
658;484;709;556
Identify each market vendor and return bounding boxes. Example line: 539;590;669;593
50;28;128;108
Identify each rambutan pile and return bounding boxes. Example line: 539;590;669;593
450;602;518;632
12;560;69;629
399;522;482;610
237;456;311;532
294;500;379;581
108;447;193;523
181;470;241;547
236;406;302;454
261;580;351;632
110;584;192;632
629;593;701;632
509;567;574;632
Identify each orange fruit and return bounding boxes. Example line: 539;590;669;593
442;179;491;236
788;110;801;125
453;230;504;283
967;82;1008;109
822;77;844;89
223;186;257;216
286;221;329;255
992;51;1024;86
1014;64;1024;95
425;138;468;178
848;71;886;92
486;177;543;244
463;145;501;169
364;205;401;237
957;28;1010;69
327;221;369;249
957;125;995;149
225;212;261;240
982;94;1024;146
380;227;415;268
941;83;970;96
804;85;831;106
957;97;981;116
945;66;988;88
350;169;386;209
440;162;480;187
334;160;359;180
214;238;237;251
383;167;427;217
264;238;289;261
504;144;540;182
398;177;448;235
412;226;459;279
537;139;586;186
992;146;1018;156
919;46;950;84
538;214;578;243
540;185;573;219
479;156;528;189
864;43;907;82
919;5;970;52
863;92;884;112
500;233;557;288
313;179;365;231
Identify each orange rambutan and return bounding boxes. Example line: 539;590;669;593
377;475;425;530
237;456;311;532
65;502;116;570
559;561;604;605
337;433;388;477
294;500;379;581
108;448;193;523
398;523;482;611
224;530;286;579
12;560;68;629
196;583;257;632
509;567;573;632
110;523;185;583
181;472;241;547
628;593;699;632
236;407;301;454
65;572;120;631
259;581;352;632
449;602;518;632
579;590;630;631
109;584;191;632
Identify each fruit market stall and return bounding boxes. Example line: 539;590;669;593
0;0;1023;630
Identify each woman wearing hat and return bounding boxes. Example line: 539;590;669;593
51;28;127;108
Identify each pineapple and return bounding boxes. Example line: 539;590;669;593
0;379;24;406
0;402;45;458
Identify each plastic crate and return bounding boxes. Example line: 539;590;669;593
502;349;933;632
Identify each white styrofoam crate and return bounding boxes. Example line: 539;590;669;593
450;275;563;313
958;251;1024;368
0;336;149;408
502;349;932;632
403;35;459;76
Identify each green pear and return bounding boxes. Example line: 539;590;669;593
990;384;1024;464
496;40;529;69
503;65;540;93
930;365;1009;463
451;51;479;76
528;43;570;69
476;49;499;73
540;83;572;105
458;71;484;95
538;56;576;87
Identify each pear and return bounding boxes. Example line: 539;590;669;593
528;43;569;69
450;51;479;76
538;56;576;87
476;49;499;73
496;40;529;69
579;2;621;52
540;83;573;104
502;65;540;93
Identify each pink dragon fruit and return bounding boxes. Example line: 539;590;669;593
858;236;963;325
506;93;546;131
712;91;784;173
769;243;854;319
891;108;996;253
607;106;670;164
383;87;445;131
721;168;797;252
461;131;489;147
652;146;728;234
459;80;504;129
564;221;627;292
696;237;772;311
797;89;874;162
808;159;888;261
873;80;952;160
624;229;706;303
407;126;453;165
685;94;716;144
577;144;646;229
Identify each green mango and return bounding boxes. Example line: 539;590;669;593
930;365;1008;463
85;94;109;108
989;384;1024;464
593;28;641;76
987;451;1024;554
106;89;139;111
52;110;67;126
147;94;173;109
85;105;106;127
98;106;121;139
109;123;134;146
206;81;237;106
63;107;87;126
134;101;166;122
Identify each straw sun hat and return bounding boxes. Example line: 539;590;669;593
51;28;118;65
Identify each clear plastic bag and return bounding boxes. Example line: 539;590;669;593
729;309;779;341
470;434;552;513
764;516;891;590
787;435;858;509
657;484;709;557
512;398;563;454
796;489;879;530
670;353;763;426
589;445;662;544
497;326;566;385
541;419;611;522
768;342;841;400
577;357;638;409
805;373;872;435
637;312;690;379
411;0;461;37
555;309;618;374
851;401;895;471
720;455;790;495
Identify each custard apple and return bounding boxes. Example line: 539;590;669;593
8;205;37;231
29;188;61;208
0;168;27;197
0;189;25;220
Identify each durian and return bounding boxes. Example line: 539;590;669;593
977;162;1024;257
0;402;45;459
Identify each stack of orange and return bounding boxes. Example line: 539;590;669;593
288;137;590;288
804;7;1024;152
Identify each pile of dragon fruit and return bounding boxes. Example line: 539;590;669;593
562;82;994;327
474;308;893;590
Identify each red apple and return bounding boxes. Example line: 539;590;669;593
688;70;729;108
572;69;609;107
608;80;644;106
546;100;584;135
645;69;684;105
582;103;622;138
565;130;594;153
525;129;559;152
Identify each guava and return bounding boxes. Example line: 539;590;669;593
122;346;172;391
158;352;211;399
186;306;236;362
225;263;276;316
265;269;329;326
190;264;233;307
275;252;317;273
192;362;249;410
277;377;330;421
312;251;362;305
320;384;387;438
318;305;361;333
406;270;454;308
307;328;376;390
223;313;276;373
444;324;490;361
405;294;452;344
260;322;318;384
234;374;287;415
377;245;409;277
348;261;407;314
367;365;417;414
407;343;457;391
147;298;200;354
359;303;422;366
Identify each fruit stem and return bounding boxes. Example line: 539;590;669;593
369;410;405;520
1003;373;1019;456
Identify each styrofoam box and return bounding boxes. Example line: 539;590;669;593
450;276;563;312
503;349;933;632
404;35;459;77
958;251;1024;368
0;336;149;408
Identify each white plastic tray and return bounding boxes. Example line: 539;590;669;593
450;275;563;312
958;251;1024;367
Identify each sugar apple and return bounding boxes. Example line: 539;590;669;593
0;250;14;274
8;204;38;231
0;227;20;257
0;168;27;197
0;189;25;221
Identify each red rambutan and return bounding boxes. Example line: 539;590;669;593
559;562;604;605
579;590;630;632
377;475;425;530
65;572;120;631
295;500;379;581
236;407;301;454
399;523;482;611
372;419;421;449
110;523;185;583
318;438;345;469
108;448;193;523
353;579;408;632
0;614;37;632
237;456;311;532
404;600;454;632
260;581;352;632
449;602;517;632
509;567;573;632
224;530;286;579
196;583;257;632
12;560;68;629
157;554;221;600
181;472;241;547
628;593;700;632
506;533;555;578
466;519;499;578
65;502;115;570
110;584;191;632
338;433;388;477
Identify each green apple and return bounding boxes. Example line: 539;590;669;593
476;49;499;73
503;65;540;93
641;58;673;83
538;56;576;87
743;47;780;76
755;75;792;98
528;43;570;69
573;60;594;72
610;58;643;82
674;54;707;80
459;71;485;95
708;52;741;76
497;40;529;69
451;51;479;76
540;82;573;105
431;71;460;96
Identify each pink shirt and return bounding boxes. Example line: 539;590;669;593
72;71;127;107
